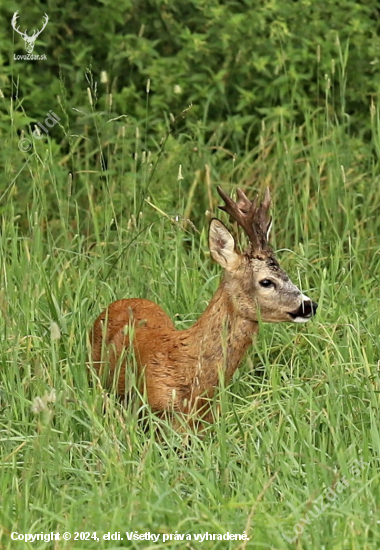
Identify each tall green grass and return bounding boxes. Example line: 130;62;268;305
1;73;380;549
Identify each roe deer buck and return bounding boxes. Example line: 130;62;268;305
90;186;317;425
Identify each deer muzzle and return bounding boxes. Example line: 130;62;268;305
288;295;318;323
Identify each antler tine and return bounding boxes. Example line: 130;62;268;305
262;187;271;210
32;13;49;38
257;186;271;229
11;11;19;26
235;187;257;213
217;185;258;245
11;11;24;36
216;185;235;216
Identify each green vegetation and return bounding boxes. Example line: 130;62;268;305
1;1;380;548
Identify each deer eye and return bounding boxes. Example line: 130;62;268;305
259;279;275;288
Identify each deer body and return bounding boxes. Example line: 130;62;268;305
92;285;257;419
91;186;318;424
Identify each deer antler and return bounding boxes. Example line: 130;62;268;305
217;185;272;250
32;13;49;39
11;11;48;39
11;11;26;38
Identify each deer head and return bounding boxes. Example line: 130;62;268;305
12;11;48;54
209;186;318;323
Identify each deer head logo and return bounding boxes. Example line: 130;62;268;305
11;11;48;54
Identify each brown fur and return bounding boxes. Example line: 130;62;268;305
91;286;257;423
90;187;317;426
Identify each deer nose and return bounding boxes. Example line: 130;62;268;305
288;299;318;321
301;300;318;317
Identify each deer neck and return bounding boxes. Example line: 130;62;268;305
188;280;258;383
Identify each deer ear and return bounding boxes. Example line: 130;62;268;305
209;219;240;271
